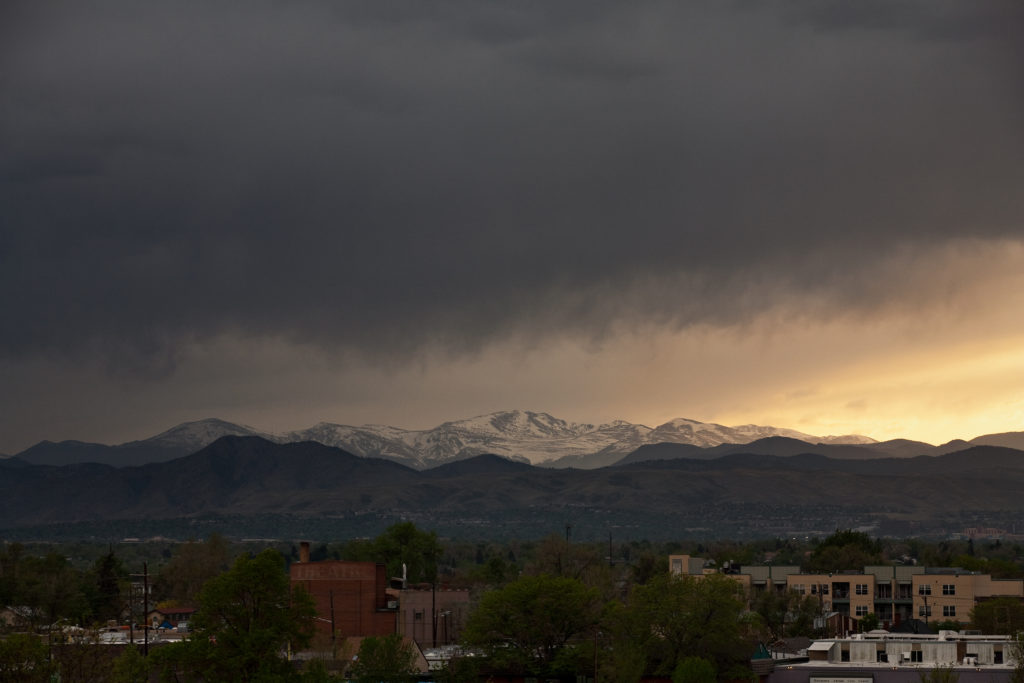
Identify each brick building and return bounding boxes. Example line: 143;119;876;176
289;544;397;640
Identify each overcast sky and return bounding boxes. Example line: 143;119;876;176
3;1;1023;453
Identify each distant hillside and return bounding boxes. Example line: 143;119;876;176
612;435;976;466
17;418;270;467
970;432;1024;450
614;437;887;465
5;437;1024;540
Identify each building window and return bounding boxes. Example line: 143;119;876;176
671;559;682;574
822;585;829;595
856;584;869;595
856;605;868;616
996;651;1004;664
911;651;923;663
919;605;932;617
919;585;932;595
942;584;956;595
793;584;805;594
943;606;956;617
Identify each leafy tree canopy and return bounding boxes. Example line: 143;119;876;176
970;597;1024;634
0;633;54;683
160;549;316;683
807;529;883;572
622;573;756;678
751;588;820;641
155;533;233;604
111;645;150;683
673;656;717;683
88;549;127;623
343;522;442;584
859;613;881;633
463;574;604;676
348;633;419;683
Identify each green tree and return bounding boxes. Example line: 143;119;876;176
53;629;115;683
88;549;127;623
525;533;602;582
970;597;1024;634
951;554;1021;579
348;633;418;683
629;551;668;585
788;593;822;638
0;544;25;610
165;549;316;682
673;656;717;683
806;530;883;572
469;555;513;586
859;613;881;633
298;657;335;682
1009;631;1024;683
751;588;790;641
435;654;481;683
463;574;603;676
155;533;233;604
621;573;754;678
20;553;87;627
0;633;55;683
597;601;648;683
343;522;442;584
111;645;151;683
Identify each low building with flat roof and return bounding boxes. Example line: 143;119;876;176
765;632;1021;683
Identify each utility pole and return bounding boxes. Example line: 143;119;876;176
143;562;149;655
330;590;336;649
129;582;134;645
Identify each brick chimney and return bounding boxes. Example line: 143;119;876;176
299;541;310;563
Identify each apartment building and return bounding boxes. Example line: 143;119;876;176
788;567;1024;626
670;555;1024;627
911;568;1024;624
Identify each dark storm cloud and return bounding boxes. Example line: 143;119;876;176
2;0;1022;371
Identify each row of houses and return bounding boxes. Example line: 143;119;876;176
670;554;1024;627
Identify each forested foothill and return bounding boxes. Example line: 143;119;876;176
2;528;1024;681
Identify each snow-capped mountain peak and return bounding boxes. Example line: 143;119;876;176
146;418;268;451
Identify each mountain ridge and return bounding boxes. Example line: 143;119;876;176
12;410;1022;472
